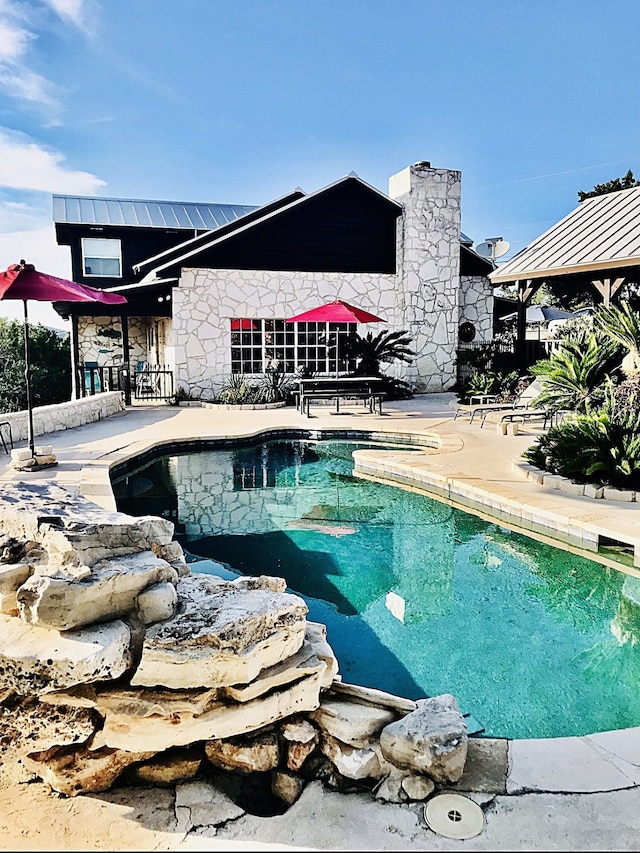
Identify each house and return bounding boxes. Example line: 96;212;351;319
52;161;495;400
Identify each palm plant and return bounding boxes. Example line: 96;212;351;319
344;329;415;376
524;380;640;489
530;332;621;414
594;301;640;377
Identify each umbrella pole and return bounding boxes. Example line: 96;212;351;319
22;300;35;458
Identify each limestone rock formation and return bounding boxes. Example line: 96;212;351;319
0;615;132;694
0;482;472;804
17;552;178;630
131;574;309;689
379;693;468;783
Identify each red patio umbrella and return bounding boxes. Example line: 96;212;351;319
286;298;385;325
0;260;127;461
286;299;385;377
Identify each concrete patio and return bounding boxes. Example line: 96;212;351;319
0;392;639;851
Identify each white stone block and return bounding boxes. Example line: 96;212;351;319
558;479;585;496
11;448;32;462
136;582;178;625
584;484;604;499
542;474;562;489
603;487;635;502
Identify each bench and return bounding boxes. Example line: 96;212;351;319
296;379;385;417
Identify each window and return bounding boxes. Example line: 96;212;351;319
230;319;357;374
81;238;122;277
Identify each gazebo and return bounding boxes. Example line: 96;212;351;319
490;186;640;368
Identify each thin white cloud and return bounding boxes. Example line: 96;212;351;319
0;18;32;61
43;0;97;37
0;1;61;114
0;199;48;233
0;221;71;278
0;130;106;193
0;0;96;118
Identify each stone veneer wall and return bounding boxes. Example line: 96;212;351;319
1;392;125;445
77;316;154;367
459;275;494;343
172;269;398;399
388;163;462;392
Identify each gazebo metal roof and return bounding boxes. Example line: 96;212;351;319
490;186;640;285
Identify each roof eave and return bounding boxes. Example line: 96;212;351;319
490;254;640;284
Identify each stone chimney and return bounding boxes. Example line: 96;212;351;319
389;162;461;392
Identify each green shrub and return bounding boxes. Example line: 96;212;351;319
215;374;260;404
523;382;640;489
530;333;622;414
255;366;294;403
459;369;520;403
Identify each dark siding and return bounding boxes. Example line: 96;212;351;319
133;190;306;275
156;180;401;276
55;223;203;288
460;245;494;276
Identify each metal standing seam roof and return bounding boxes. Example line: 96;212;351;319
52;195;258;230
490;185;640;284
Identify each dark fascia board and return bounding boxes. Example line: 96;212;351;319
139;174;403;282
460;243;495;276
133;188;307;275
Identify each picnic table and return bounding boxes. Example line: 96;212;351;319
294;376;385;417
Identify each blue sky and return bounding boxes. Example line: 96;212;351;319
1;0;639;327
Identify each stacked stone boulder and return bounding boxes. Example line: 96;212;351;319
0;481;469;808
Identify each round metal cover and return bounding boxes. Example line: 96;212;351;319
424;793;485;840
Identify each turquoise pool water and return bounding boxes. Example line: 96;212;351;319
111;438;640;740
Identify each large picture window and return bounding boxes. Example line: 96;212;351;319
81;238;122;277
230;319;357;374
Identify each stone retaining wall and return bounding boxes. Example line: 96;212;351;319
0;392;125;446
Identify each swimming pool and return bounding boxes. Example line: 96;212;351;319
111;437;640;740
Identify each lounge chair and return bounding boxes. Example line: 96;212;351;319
475;379;550;428
453;379;545;426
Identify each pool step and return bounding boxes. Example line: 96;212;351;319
463;713;485;736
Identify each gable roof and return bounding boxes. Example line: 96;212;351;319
135;173;403;283
490;186;640;285
52;194;257;231
133;188;306;276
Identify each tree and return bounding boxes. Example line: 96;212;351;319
578;169;640;201
0;318;71;413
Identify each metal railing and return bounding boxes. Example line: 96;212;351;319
80;363;174;404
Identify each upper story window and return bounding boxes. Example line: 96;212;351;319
81;237;122;277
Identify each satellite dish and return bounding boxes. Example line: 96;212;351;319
475;237;511;260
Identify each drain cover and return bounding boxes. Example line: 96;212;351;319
424;793;485;840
